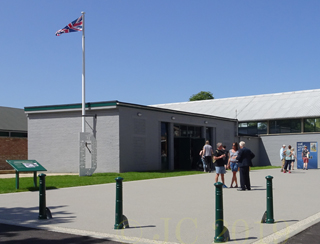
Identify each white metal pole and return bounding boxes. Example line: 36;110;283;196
81;11;86;132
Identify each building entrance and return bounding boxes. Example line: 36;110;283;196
174;137;205;170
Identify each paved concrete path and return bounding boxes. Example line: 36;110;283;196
0;168;320;244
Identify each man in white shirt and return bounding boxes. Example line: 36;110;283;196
203;140;213;173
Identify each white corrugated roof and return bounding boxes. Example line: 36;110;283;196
150;89;320;121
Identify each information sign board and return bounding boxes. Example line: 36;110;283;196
6;160;47;189
6;160;47;172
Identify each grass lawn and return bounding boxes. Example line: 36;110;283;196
0;166;280;194
0;171;203;194
251;165;280;170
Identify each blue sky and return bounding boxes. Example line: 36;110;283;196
1;0;320;109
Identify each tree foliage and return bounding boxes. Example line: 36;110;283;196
189;91;214;101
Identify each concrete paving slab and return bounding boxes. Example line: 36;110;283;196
0;168;320;244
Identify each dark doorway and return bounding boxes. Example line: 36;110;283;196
192;138;205;169
174;138;191;170
174;137;205;170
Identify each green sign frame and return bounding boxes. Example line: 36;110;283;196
6;160;47;189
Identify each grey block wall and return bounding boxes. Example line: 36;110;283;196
239;136;260;166
118;106;237;172
119;107;161;172
27;105;237;173
260;133;320;167
28;109;121;173
238;134;320;168
28;112;82;173
93;110;120;173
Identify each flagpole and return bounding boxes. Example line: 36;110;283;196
81;11;86;133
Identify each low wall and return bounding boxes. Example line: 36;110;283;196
0;137;28;170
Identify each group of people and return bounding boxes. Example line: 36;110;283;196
280;144;310;172
199;141;311;190
200;140;255;191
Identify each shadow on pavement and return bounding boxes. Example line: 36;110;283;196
0;205;75;226
275;220;298;224
228;236;258;242
0;223;125;244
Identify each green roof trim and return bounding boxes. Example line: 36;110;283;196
24;101;118;112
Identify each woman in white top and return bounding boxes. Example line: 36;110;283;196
291;148;297;170
227;142;239;188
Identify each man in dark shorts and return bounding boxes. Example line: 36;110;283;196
213;142;227;188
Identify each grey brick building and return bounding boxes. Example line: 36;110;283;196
24;89;320;173
25;101;236;173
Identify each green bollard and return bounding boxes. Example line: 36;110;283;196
214;182;228;243
265;175;274;223
38;173;47;219
114;177;124;229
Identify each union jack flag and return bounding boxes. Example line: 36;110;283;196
55;16;83;36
